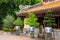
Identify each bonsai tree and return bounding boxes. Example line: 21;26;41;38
43;10;57;27
2;14;15;31
25;12;39;38
25;12;39;27
13;17;23;32
13;17;23;26
43;10;57;40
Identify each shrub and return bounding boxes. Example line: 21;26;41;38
2;14;15;31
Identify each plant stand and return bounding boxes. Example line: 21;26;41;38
45;27;52;40
45;33;52;40
16;30;20;35
30;31;34;38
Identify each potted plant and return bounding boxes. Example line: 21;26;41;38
25;12;39;38
2;14;15;34
13;17;23;35
43;10;57;33
43;10;57;40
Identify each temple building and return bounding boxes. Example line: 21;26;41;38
16;0;60;29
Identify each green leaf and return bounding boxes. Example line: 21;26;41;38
13;17;23;26
43;10;57;27
25;12;39;27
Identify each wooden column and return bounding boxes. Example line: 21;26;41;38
58;17;60;29
43;0;48;2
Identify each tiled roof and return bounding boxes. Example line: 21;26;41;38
17;1;60;16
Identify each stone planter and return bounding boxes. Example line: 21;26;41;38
30;27;35;38
45;27;52;33
15;26;20;30
15;26;20;35
30;27;35;31
23;29;30;36
34;28;39;38
45;27;52;40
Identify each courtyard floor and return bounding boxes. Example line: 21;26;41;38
0;31;41;40
0;34;41;40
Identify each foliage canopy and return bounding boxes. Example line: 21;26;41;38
43;10;57;27
25;12;39;27
2;14;15;30
13;17;23;26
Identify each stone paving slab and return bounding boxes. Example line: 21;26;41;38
0;30;41;40
0;33;41;40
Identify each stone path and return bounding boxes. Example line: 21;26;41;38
54;29;60;40
0;34;41;40
0;31;40;40
0;34;30;40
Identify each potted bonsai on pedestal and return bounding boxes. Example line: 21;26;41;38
25;12;39;38
13;17;23;35
43;10;57;40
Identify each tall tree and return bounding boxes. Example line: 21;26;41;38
0;0;21;20
0;0;22;28
0;0;42;24
21;0;42;5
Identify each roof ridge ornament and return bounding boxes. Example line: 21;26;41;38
19;5;32;11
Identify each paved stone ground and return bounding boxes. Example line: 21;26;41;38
0;31;41;40
0;34;41;40
54;29;60;40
